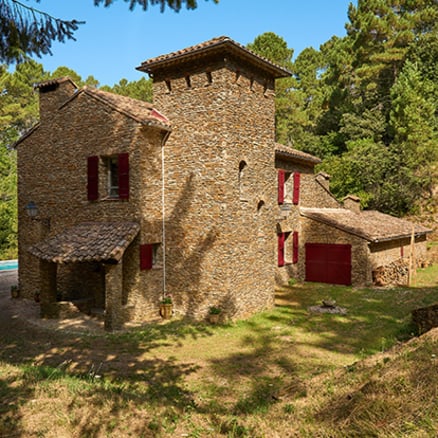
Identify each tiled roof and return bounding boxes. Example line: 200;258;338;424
68;87;171;131
28;222;140;263
34;77;78;91
137;36;291;78
12;123;40;149
275;144;322;165
300;208;432;242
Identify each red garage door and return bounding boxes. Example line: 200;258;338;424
305;243;352;285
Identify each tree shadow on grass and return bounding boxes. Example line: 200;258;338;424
0;162;223;436
0;315;211;437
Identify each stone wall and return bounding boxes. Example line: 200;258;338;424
19;50;280;326
274;159;340;286
299;218;371;286
17;86;167;327
152;58;277;320
412;304;438;334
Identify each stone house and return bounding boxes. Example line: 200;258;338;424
16;37;431;329
16;37;290;329
274;147;431;286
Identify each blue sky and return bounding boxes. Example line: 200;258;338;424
25;0;356;86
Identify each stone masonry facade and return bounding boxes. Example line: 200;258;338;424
17;38;290;329
16;37;431;330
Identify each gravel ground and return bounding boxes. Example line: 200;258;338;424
0;269;17;293
0;270;106;334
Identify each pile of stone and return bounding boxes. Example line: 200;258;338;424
412;304;438;334
372;258;409;286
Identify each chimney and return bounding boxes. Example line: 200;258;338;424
34;77;78;125
343;195;361;214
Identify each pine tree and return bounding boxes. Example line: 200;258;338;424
0;0;218;63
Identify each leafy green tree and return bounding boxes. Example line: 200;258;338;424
389;60;438;206
288;47;326;154
0;60;48;258
0;143;17;259
308;0;438;215
50;66;99;88
0;60;47;143
0;0;219;64
101;77;152;102
247;32;299;146
247;32;293;70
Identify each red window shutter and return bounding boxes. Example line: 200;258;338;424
87;156;99;201
118;153;129;200
293;231;299;264
400;246;404;258
278;233;285;267
278;170;285;204
140;244;153;270
293;172;301;205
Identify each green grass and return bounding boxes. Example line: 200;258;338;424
0;264;437;437
415;262;438;288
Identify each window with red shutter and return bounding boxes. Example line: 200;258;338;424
293;172;301;205
278;170;285;204
293;231;299;264
118;153;129;200
278;233;285;267
140;244;153;270
87;156;99;201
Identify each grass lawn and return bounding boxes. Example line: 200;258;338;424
0;263;437;437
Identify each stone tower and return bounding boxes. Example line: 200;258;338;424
137;37;291;319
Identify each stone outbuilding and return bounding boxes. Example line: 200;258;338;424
273;145;431;287
16;36;432;330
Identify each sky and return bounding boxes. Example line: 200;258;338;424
24;0;356;87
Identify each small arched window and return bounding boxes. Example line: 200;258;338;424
239;160;248;201
257;200;265;213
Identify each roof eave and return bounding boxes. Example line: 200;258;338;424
300;209;433;243
371;230;432;244
275;150;321;165
61;88;171;132
137;38;291;79
12;123;40;149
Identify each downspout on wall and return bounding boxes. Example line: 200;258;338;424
161;130;171;299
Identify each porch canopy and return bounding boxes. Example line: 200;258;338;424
28;221;140;263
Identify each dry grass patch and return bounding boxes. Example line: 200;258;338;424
0;263;437;437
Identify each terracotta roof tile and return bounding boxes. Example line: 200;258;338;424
28;222;140;263
300;208;432;242
34;77;78;91
137;36;291;78
71;87;171;130
275;144;321;165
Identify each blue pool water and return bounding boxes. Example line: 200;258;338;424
0;260;18;271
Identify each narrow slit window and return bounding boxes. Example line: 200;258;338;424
239;160;248;201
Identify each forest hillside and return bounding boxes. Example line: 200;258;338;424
1;0;437;258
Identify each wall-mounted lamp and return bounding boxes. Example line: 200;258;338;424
25;201;51;228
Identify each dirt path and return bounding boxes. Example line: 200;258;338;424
0;270;107;335
0;271;178;379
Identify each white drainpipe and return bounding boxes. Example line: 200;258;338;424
161;130;170;298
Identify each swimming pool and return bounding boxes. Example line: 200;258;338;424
0;259;18;271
